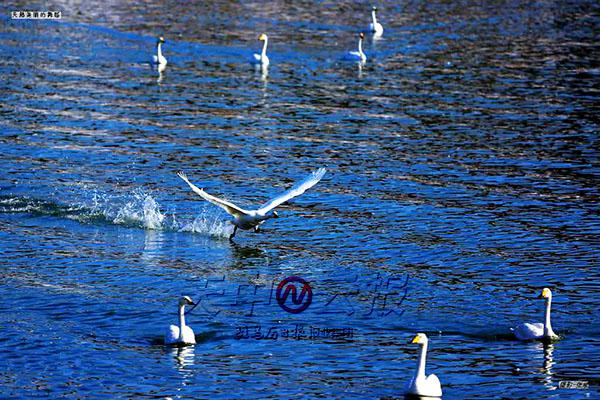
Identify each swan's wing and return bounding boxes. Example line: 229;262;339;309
425;374;443;396
182;326;196;344
511;322;544;340
177;171;249;217
165;324;180;344
257;168;326;214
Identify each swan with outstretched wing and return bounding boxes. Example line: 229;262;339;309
177;168;326;240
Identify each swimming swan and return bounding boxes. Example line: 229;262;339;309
406;333;442;398
164;296;196;345
252;33;270;67
369;6;384;36
512;288;559;341
151;36;167;66
177;168;326;240
345;33;367;63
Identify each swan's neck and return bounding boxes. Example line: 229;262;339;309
372;10;378;25
178;305;186;340
358;38;364;57
415;341;428;378
544;297;555;337
156;42;164;63
261;38;268;58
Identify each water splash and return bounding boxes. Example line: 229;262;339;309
178;207;233;238
112;190;165;230
0;190;232;238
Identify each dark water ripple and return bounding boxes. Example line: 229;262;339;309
1;0;599;398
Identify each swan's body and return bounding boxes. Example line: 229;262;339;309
368;7;384;36
177;168;326;240
151;36;167;66
252;33;270;67
345;32;367;63
512;288;559;341
164;296;196;345
406;333;442;398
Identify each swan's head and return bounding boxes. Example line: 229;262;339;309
258;33;268;41
539;288;552;300
157;36;165;44
410;332;428;345
372;6;378;12
359;32;365;40
178;296;195;307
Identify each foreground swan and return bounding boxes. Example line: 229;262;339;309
406;333;442;398
177;168;326;240
252;33;270;67
164;296;196;345
512;288;559;341
345;32;367;63
151;36;167;66
368;6;384;36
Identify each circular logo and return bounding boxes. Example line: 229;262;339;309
276;276;312;314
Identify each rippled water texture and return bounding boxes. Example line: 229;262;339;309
1;0;599;398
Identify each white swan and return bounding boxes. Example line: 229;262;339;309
406;333;442;398
368;6;384;36
512;288;559;341
164;296;196;345
252;33;270;67
151;36;167;66
177;168;326;240
345;32;367;63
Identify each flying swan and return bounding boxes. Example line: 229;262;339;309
164;296;196;346
511;287;559;341
177;168;326;240
406;333;442;398
151;36;167;66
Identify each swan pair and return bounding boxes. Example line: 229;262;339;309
406;288;560;397
344;6;384;63
177;168;326;240
164;296;196;345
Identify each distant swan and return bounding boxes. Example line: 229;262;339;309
345;32;367;63
252;33;270;67
368;6;384;36
512;288;559;341
406;333;442;398
151;36;167;66
164;296;196;345
177;168;326;240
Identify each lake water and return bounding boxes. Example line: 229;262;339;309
1;0;599;398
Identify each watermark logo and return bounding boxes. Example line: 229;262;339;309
559;380;589;389
11;11;62;19
276;276;312;314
